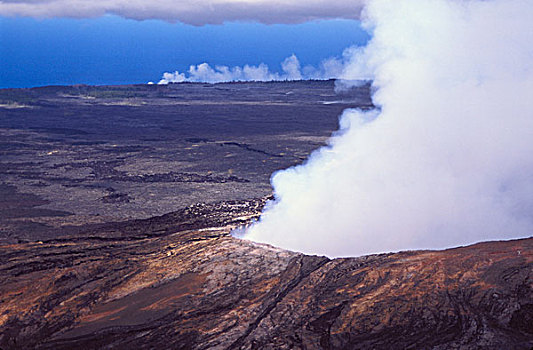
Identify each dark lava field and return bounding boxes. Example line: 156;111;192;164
0;81;531;349
0;80;371;242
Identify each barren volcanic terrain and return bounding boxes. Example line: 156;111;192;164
0;81;531;349
0;80;371;242
0;202;531;349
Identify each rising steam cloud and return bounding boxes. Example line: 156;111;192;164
158;54;349;84
245;0;533;257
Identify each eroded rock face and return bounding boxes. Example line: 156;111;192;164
0;199;531;349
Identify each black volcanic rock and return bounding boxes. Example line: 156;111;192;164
1;81;531;349
0;80;372;242
0;200;531;349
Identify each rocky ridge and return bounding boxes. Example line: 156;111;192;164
0;198;531;349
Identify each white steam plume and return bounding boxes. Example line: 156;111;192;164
245;0;533;257
158;54;350;84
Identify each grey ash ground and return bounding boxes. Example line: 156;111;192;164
0;80;371;242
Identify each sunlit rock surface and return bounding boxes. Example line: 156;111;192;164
0;199;531;349
1;81;531;349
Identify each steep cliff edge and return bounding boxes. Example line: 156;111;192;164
0;199;531;349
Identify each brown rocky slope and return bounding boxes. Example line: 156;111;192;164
0;198;532;349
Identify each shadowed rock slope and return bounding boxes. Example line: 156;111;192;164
0;199;531;349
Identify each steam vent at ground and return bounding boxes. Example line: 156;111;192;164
1;81;532;349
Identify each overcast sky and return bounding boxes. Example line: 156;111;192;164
0;0;365;25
